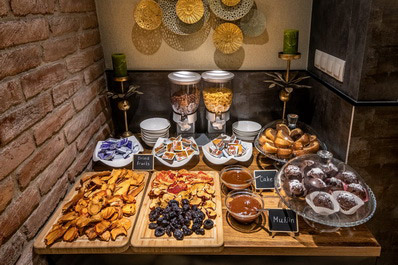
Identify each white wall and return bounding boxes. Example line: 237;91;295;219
96;0;312;70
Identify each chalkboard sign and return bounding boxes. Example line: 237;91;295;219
268;209;298;233
254;170;277;190
132;154;154;171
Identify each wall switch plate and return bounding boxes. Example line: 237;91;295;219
314;49;345;82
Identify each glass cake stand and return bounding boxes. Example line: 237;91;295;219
254;116;327;165
274;151;377;229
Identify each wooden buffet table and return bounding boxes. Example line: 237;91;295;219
90;146;380;257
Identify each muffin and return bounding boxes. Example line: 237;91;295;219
304;177;327;192
346;183;368;201
313;193;334;210
335;192;358;211
283;165;303;181
283;179;306;198
325;177;344;192
336;171;359;184
322;162;339;177
306;167;326;180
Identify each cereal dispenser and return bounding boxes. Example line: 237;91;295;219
168;71;201;135
201;71;234;134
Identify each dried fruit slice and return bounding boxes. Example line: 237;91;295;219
100;207;116;220
111;227;127;241
100;230;111;241
85;227;97;240
63;227;79;242
95;220;111;235
122;204;136;216
45;227;67;245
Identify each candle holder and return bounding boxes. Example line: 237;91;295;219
264;52;310;122
278;52;301;121
114;76;133;138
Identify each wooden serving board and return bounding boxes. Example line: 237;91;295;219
34;171;150;254
131;171;223;251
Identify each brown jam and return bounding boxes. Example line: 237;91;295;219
227;195;261;216
222;170;252;185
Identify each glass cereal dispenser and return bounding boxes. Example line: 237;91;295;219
168;71;201;135
202;70;234;134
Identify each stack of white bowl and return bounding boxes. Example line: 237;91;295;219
232;121;262;142
140;118;171;147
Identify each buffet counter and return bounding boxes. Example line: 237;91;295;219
90;145;381;257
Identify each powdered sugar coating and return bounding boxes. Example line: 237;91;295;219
336;192;357;211
313;193;334;210
284;165;302;180
336;171;358;184
307;167;326;180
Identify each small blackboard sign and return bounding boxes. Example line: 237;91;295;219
254;170;277;190
132;154;154;171
268;209;298;233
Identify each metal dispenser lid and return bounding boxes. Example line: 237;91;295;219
201;70;234;83
168;71;201;85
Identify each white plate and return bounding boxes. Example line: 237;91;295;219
92;136;144;167
140;118;170;131
202;139;253;165
152;137;200;168
233;121;261;132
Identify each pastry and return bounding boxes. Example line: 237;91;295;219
346;183;368;201
284;179;306;197
306;167;326;180
313;193;334;210
284;165;303;181
335;192;358;211
322;162;339;177
336;171;359;184
325;177;344;192
304;177;327;192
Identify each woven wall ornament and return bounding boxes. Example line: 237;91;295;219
176;0;204;24
209;0;253;21
213;23;243;54
159;0;210;35
221;0;241;7
134;0;162;30
240;8;266;37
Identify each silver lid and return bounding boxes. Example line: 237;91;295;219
168;71;201;85
201;70;234;83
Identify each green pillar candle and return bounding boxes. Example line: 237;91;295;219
283;29;299;54
112;53;127;77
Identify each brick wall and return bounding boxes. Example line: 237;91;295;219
0;1;112;264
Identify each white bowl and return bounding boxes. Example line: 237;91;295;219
202;139;253;165
233;121;261;133
152;137;200;168
140;118;170;131
92;136;144;167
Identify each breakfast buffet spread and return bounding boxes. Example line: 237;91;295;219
34;70;378;256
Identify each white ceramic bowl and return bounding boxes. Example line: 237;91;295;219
232;121;261;133
202;139;253;165
92;136;144;167
140;118;170;131
152;137;200;168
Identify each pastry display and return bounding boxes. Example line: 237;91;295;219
276;151;376;227
257;122;320;160
225;190;264;223
220;165;253;190
152;135;199;166
44;170;146;245
147;170;217;239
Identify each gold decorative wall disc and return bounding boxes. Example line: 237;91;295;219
213;23;243;54
209;0;253;21
159;0;210;35
221;0;241;7
176;0;204;24
134;0;162;30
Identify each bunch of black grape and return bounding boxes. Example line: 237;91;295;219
148;199;214;240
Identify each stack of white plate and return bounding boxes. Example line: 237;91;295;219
140;118;171;147
232;120;262;142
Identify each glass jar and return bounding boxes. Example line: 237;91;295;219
201;71;234;114
168;71;201;116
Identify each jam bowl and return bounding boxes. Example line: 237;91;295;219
225;190;264;224
220;165;253;190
